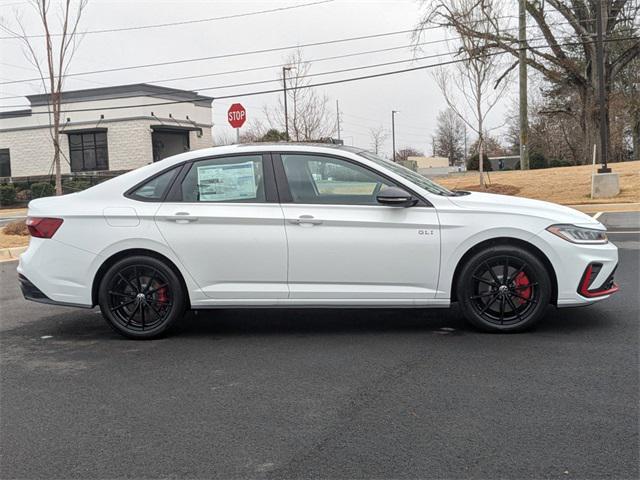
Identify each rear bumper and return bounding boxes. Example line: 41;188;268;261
17;237;98;307
18;274;92;309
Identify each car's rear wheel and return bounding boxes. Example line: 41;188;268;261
98;255;186;339
456;245;551;332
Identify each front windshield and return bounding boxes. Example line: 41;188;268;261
354;149;454;196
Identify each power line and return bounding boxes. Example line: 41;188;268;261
1;15;626;91
0;27;422;85
0;35;635;113
0;0;336;39
0;37;460;100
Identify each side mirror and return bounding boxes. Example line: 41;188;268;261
376;186;418;207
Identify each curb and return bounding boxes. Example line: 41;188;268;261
0;246;27;262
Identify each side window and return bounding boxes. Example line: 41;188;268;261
129;166;180;201
281;154;393;205
181;155;265;203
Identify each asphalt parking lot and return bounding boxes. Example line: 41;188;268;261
0;212;638;480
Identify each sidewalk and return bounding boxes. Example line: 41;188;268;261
568;203;640;214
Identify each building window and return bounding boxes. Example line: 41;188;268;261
68;130;109;172
0;149;10;177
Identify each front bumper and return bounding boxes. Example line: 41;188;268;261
537;229;619;307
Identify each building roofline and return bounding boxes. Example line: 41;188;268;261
26;83;214;107
0;109;32;119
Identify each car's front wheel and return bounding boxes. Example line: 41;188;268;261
98;255;186;339
456;245;551;332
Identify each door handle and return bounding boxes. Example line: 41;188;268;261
165;212;199;223
288;215;323;225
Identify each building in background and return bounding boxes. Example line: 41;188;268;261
0;84;213;179
408;155;450;177
489;155;520;171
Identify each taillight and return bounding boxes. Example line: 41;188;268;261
26;217;63;238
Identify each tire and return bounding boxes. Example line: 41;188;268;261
456;245;551;332
98;255;186;339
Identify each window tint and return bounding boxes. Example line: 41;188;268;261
181;155;265;203
130;167;179;201
281;154;393;205
68;130;109;172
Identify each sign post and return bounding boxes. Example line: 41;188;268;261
227;103;247;144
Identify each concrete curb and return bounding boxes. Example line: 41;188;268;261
0;246;27;262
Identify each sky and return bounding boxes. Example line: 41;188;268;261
0;0;518;158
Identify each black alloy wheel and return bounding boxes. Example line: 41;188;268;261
98;255;186;339
457;245;551;332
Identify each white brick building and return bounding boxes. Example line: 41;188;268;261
0;84;213;178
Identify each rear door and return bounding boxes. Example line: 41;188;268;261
274;152;440;302
154;153;288;300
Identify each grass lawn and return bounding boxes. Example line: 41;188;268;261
437;160;640;205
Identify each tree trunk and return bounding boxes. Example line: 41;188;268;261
633;112;640;161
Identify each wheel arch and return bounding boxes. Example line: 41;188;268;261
450;237;558;305
91;248;191;308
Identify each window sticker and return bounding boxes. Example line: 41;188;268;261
197;161;257;201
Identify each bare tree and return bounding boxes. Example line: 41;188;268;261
417;0;640;163
427;0;511;185
433;108;466;165
368;125;389;154
1;0;89;195
264;49;335;141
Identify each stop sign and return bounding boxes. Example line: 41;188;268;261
227;103;246;129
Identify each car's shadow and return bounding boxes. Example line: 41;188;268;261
3;301;616;342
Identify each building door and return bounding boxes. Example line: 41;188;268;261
152;130;190;162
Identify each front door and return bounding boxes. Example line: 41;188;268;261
275;153;440;303
155;153;288;301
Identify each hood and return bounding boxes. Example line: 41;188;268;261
447;191;602;228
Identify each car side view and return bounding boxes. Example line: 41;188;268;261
18;144;619;339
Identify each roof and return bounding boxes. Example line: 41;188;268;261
26;83;214;107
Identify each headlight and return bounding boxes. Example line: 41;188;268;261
546;224;608;244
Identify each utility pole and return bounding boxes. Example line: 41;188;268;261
519;0;529;170
282;66;292;141
336;99;341;140
595;0;610;173
392;110;399;162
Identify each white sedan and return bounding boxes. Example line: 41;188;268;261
18;144;619;339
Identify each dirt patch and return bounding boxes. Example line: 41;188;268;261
3;220;28;236
0;231;29;248
454;183;521;196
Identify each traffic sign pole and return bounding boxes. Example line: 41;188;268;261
236;127;240;144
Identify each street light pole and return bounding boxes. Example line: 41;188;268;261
282;66;292;141
392;110;399;162
595;1;610;173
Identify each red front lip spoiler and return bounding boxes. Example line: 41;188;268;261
578;264;620;298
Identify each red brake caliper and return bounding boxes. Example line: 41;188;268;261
157;286;168;304
514;272;531;305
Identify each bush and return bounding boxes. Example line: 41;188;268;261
30;182;55;198
63;179;90;194
549;158;573;168
0;184;16;206
529;152;548;170
16;189;31;202
467;153;492;172
3;219;28;236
